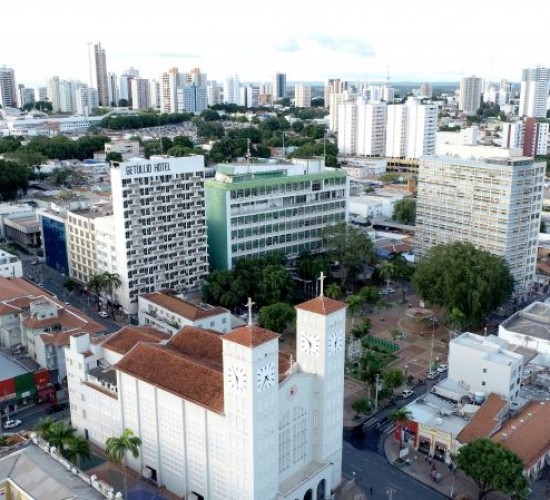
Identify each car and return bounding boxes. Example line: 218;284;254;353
98;311;109;318
426;371;439;380
2;419;22;430
380;288;396;295
45;403;67;414
401;389;414;398
437;363;448;373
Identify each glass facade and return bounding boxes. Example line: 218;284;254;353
40;215;69;275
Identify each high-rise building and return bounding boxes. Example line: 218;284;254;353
206;81;221;106
205;158;348;270
75;84;99;115
244;85;259;108
295;83;312;108
337;98;387;157
519;67;550;118
459;76;482;115
499;79;511;106
94;42;109;107
386;97;437;159
34;87;47;102
130;78;150;110
177;84;207;113
272;72;287;101
416;146;544;294
501;118;549;157
107;72;118;106
119;67;140;103
161;68;207;112
223;73;241;104
17;85;35;108
110;156;209;314
0;66;17;108
149;79;159;109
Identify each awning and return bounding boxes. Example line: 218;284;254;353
37;387;55;399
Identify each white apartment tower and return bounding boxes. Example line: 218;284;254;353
459;76;482;115
130;78;150;110
0;66;17;108
519;67;550;118
295;83;312;108
416;146;545;294
110;156;209;314
337;98;386;157
224;73;241;105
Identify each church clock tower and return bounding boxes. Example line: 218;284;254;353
296;273;347;486
222;298;280;500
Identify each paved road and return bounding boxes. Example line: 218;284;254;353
342;382;446;500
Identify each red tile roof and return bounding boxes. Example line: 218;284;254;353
166;326;223;371
141;293;228;320
457;393;508;443
223;324;279;348
116;343;225;414
295;296;347;316
101;325;170;355
492;401;550;470
23;306;104;333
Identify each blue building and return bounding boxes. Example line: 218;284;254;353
38;209;69;275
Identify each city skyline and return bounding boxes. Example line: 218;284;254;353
5;0;550;89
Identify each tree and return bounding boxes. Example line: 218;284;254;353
382;369;405;394
259;302;296;333
323;222;375;287
106;429;142;497
345;294;363;325
392;198;416;225
103;272;122;314
87;273;108;311
106;152;123;163
117;98;129;107
0;160;29;200
63;435;91;465
447;307;466;339
258;265;296;305
413;242;514;327
359;285;380;313
63;277;78;294
389;407;412;449
351;397;371;418
325;283;343;299
360;352;383;395
378;261;396;291
34;418;90;465
455;438;529;500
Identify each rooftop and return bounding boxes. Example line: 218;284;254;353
223;324;279;348
407;393;470;437
452;332;522;365
295;296;346;316
492;400;550;470
457;394;509;443
141;292;228;321
101;325;170;355
500;301;550;341
0;352;29;380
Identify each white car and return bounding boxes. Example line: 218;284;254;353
427;371;439;380
98;311;109;318
437;364;448;373
3;419;22;430
401;389;414;398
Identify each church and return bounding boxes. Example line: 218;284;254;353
67;290;347;500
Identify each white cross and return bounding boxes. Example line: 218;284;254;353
245;297;255;325
318;271;326;297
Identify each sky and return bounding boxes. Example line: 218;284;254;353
3;1;550;89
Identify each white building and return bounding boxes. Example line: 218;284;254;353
337;98;386;157
348;191;408;221
459;76;482;115
519;67;550;118
416;146;545;294
499;301;550;355
75;85;99;116
501;118;549;157
449;332;523;402
110;156;209;314
130;78;150;110
341;157;387;178
0;66;17;108
138;292;233;334
0;249;22;278
224;74;241;105
67;293;347;499
295;83;312;108
386;97;437;159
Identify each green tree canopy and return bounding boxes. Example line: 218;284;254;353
323;222;375;287
259;302;296;333
413;242;514;327
258;265;296;305
351;397;371;417
382;369;405;393
0;160;29;200
392;197;416;225
106;152;123;163
455;438;528;500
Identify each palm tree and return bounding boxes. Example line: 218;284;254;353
34;416;55;438
34;418;90;465
106;428;142;497
359;285;380;313
103;272;122;316
63;435;91;466
379;261;396;292
44;421;76;450
345;294;363;326
390;407;413;449
87;273;108;311
325;283;342;299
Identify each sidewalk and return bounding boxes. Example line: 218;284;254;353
384;435;504;500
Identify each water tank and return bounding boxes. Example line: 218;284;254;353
473;392;486;404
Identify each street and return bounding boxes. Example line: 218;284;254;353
342;382;446;500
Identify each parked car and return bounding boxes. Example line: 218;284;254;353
98;311;109;318
2;419;22;429
380;288;396;295
426;371;439;380
45;403;67;414
437;363;448;373
401;389;414;398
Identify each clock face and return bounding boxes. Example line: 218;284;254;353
328;331;344;356
256;362;276;392
300;332;320;357
227;365;247;392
